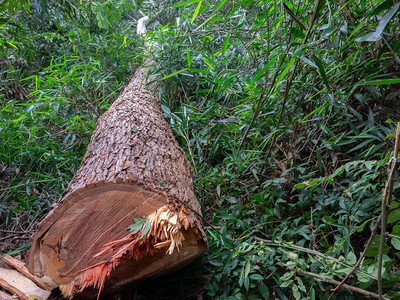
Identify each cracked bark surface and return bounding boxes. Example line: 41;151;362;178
26;62;207;297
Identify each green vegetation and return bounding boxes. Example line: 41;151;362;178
1;0;400;299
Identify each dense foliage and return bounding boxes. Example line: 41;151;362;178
1;0;400;299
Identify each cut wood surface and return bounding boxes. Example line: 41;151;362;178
2;255;57;291
0;267;51;300
26;17;207;299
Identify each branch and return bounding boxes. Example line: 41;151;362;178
293;269;389;300
254;237;376;281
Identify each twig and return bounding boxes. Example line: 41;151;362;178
382;34;400;66
310;208;317;250
254;237;376;280
292;269;389;300
378;122;400;299
283;3;306;30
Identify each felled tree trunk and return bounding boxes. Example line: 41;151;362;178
26;17;207;299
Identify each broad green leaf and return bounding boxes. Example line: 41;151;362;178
250;274;264;280
244;261;251;278
346;252;357;265
191;0;202;23
388;209;400;224
391;237;400;250
162;68;188;80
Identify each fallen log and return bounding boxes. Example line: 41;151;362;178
25;16;207;299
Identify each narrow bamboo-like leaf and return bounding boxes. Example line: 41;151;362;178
370;0;394;16
253;55;278;82
375;2;400;35
191;0;202;23
189;68;212;75
161;68;188;80
220;76;234;90
299;55;317;68
215;0;228;12
194;14;215;31
222;30;231;56
361;78;400;85
356;2;400;42
173;0;199;8
203;59;215;70
274;57;295;87
187;48;192;68
312;55;331;90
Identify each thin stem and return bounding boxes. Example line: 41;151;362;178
378;122;400;299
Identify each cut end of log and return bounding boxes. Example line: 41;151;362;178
67;205;187;298
27;183;205;299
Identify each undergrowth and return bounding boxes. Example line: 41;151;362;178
1;0;400;299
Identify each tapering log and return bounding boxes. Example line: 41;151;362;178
25;16;207;299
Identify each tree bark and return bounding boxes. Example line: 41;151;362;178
26;23;207;298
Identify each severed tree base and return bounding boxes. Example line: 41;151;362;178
27;183;206;298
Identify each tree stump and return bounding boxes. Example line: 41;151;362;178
26;25;207;297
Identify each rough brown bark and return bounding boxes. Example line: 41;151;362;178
26;62;207;298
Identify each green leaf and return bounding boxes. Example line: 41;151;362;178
173;0;200;8
391;237;400;250
191;0;202;23
289;27;305;39
253;55;278;82
346;252;357;265
162;68;188;80
388;209;400;224
214;0;228;12
312;55;330;90
356;3;400;42
361;78;400;85
189;68;212;75
244;261;251;278
140;220;152;238
370;0;394;16
249;274;264;280
274;57;295;88
260;282;269;299
127;218;145;235
187;48;192;68
222;30;231;56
